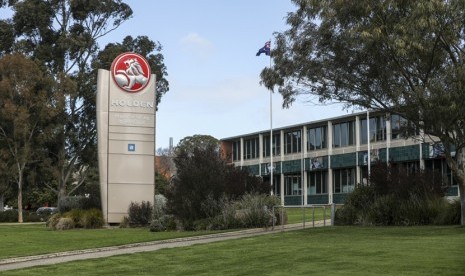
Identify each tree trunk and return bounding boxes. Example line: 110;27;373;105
449;147;465;226
17;176;23;223
460;183;465;226
0;194;4;212
57;184;67;211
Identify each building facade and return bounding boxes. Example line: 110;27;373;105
221;111;460;206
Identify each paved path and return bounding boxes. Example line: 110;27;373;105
0;220;330;272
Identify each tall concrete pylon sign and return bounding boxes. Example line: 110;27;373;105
97;52;156;224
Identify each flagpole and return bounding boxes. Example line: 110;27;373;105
367;110;371;183
269;40;273;196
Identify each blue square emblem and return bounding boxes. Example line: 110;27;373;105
128;144;136;152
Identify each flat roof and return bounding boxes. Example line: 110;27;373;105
221;109;380;141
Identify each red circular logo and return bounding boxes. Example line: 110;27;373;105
111;52;152;93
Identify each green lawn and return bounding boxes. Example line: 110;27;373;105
2;226;464;275
0;224;221;259
284;206;329;224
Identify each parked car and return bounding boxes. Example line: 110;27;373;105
36;207;58;216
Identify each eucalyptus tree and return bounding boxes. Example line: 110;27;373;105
260;0;465;224
0;1;169;206
0;53;58;222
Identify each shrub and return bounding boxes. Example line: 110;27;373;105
336;163;456;226
63;209;84;227
149;219;165;232
149;215;178;232
120;216;130;228
273;207;288;226
234;193;280;228
55;217;75;230
335;205;358;225
80;208;104;229
127;201;153;227
367;195;399;225
153;194;167;219
0;210;18;222
58;196;100;213
431;198;461;225
47;213;62;229
46;209;104;230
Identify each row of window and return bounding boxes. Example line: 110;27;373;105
233;115;416;161
279;159;455;196
283;168;355;196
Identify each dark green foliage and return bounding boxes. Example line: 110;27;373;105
46;208;104;230
260;0;465;225
127;201;153;227
0;1;169;216
336;163;459;225
190;193;281;231
79;208;104;229
0;210;17;222
58;196;97;213
149;215;177;232
166;136;269;230
0;210;42;222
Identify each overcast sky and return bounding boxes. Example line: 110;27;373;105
100;1;349;149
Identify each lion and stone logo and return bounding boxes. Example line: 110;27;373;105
111;52;151;93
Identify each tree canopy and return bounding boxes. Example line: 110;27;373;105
0;53;58;222
0;0;169;216
260;0;465;224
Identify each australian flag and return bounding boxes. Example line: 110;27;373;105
256;41;271;56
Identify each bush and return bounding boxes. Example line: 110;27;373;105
367;195;399;225
80;208;104;229
335;205;358;225
63;209;83;227
58;197;84;213
58;196;99;213
0;210;18;222
120;216;130;228
149;219;165;232
272;207;288;226
0;210;43;223
55;217;75;230
127;201;153;227
47;209;104;230
234;193;280;228
436;199;462;225
47;213;62;229
149;215;177;232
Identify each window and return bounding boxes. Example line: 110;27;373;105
333;168;356;193
307;126;327;151
263;133;281;157
332;121;355;148
425;159;457;187
360;116;386;144
232;141;240;161
308;171;327;195
284;130;302;154
391;114;418;139
243;137;259;160
284;175;301;195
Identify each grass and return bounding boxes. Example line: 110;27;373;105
284;206;329;224
2;226;464;275
0;224;221;259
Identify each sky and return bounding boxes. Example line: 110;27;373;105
99;1;350;149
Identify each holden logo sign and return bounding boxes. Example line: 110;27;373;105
111;52;151;93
